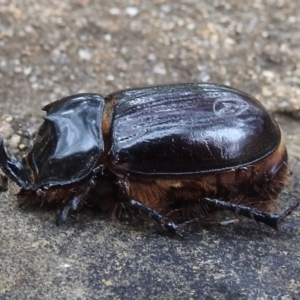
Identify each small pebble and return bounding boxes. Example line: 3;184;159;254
9;134;21;148
2;115;13;122
126;6;139;17
78;48;92;61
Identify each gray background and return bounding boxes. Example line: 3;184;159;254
1;0;300;299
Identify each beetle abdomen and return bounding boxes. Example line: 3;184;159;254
115;137;288;221
107;83;281;176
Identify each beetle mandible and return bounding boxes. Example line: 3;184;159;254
0;83;299;233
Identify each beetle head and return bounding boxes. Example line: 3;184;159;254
0;138;32;189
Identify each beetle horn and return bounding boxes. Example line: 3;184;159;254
0;139;32;189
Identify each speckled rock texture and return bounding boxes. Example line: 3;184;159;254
0;1;300;299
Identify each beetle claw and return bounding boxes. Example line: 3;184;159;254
275;199;300;230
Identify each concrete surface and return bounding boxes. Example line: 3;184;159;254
0;0;300;299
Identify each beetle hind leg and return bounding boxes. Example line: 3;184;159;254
201;197;300;230
125;198;180;234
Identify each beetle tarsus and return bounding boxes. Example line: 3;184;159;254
126;199;179;234
275;199;300;230
202;197;300;230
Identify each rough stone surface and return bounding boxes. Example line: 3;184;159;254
0;0;300;299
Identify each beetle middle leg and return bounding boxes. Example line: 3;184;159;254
114;179;179;234
124;198;180;234
199;197;300;230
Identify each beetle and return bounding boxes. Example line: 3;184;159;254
0;83;299;233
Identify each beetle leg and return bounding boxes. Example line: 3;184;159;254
0;174;8;193
201;197;300;230
56;178;96;225
126;199;180;234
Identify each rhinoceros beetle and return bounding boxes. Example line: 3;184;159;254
0;83;299;233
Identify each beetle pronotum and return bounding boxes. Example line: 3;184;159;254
0;83;299;233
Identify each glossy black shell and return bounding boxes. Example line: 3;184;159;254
0;83;282;190
108;83;281;176
27;94;104;188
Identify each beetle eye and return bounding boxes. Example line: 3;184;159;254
0;139;32;189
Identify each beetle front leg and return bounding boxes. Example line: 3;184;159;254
125;199;180;234
56;178;96;225
200;197;300;230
